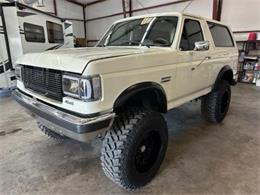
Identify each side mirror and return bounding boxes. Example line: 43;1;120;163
194;41;209;51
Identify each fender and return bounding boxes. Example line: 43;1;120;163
213;65;235;91
113;82;167;113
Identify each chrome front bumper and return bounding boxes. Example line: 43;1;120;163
12;89;115;142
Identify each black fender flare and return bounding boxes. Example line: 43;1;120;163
113;82;167;113
213;65;235;91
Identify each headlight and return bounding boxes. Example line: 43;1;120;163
62;74;102;101
15;65;22;81
62;75;80;97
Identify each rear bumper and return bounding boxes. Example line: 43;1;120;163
12;89;115;142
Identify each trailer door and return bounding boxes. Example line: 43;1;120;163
0;4;19;89
0;9;8;89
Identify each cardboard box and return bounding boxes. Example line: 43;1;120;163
76;38;87;47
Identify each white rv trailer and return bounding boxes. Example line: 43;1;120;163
0;1;74;96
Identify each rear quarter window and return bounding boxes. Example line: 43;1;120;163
207;22;234;47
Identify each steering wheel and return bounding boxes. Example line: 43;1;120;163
154;37;170;46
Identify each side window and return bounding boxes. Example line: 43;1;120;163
179;19;204;51
24;23;45;43
207;22;234;47
46;21;64;43
145;16;178;46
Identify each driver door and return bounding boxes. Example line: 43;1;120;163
176;18;210;98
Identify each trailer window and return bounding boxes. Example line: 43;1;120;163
24;23;45;43
46;21;64;43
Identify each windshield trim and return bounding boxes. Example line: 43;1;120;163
139;17;157;46
104;18;154;47
96;16;179;48
96;24;114;47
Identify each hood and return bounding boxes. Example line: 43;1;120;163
16;47;153;73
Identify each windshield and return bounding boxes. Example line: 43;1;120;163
97;16;178;47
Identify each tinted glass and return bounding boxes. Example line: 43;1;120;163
145;16;178;46
207;22;234;47
24;23;45;43
180;19;204;51
97;16;178;47
46;21;64;43
0;65;4;74
108;18;150;46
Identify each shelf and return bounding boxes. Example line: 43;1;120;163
239;81;256;84
243;69;260;72
244;56;259;60
238;40;260;84
247;40;260;43
236;40;260;43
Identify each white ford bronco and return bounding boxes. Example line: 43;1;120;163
13;12;238;190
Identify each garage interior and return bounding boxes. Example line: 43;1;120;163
0;0;259;194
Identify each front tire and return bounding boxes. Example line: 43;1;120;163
101;108;168;191
201;81;231;123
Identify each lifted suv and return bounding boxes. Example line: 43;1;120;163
13;12;238;190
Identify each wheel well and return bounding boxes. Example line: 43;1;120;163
222;69;233;84
214;66;234;90
113;82;167;114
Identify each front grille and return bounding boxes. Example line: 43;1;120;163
21;65;63;101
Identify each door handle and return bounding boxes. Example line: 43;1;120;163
191;56;211;71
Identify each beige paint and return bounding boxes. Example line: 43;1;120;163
16;12;238;115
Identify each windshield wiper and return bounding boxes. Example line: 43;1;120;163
121;40;153;48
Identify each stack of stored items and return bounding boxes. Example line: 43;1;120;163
238;32;260;85
241;56;259;83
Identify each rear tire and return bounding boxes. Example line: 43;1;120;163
201;81;231;123
101;108;168;191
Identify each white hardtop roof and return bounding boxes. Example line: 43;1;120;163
114;12;226;26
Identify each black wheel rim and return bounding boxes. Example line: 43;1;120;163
134;130;162;173
220;90;230;113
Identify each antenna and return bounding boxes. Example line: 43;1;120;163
181;0;194;13
136;0;150;13
22;0;38;4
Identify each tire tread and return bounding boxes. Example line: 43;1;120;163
201;81;231;123
101;108;154;191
